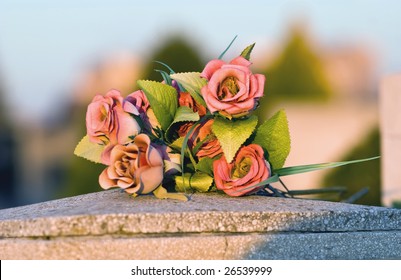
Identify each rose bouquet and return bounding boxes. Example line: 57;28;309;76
74;39;378;201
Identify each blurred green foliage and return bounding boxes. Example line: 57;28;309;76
63;156;106;197
0;74;9;127
321;126;381;206
0;72;18;208
257;26;332;121
141;35;204;81
60;110;105;197
267;26;332;101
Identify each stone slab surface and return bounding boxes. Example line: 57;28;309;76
1;231;400;260
1;189;401;238
1;190;401;259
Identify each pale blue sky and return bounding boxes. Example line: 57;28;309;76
0;0;400;120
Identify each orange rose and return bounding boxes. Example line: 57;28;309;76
190;119;222;159
178;91;207;117
175;91;208;138
213;144;270;196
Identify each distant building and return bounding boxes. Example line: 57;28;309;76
73;52;142;104
323;45;378;101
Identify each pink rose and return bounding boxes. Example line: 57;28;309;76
201;56;265;119
190;119;222;159
99;134;164;195
213;144;270;196
125;89;155;133
125;90;150;115
125;89;162;134
86;89;141;146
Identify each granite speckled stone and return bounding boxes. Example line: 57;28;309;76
0;190;400;259
1;231;401;260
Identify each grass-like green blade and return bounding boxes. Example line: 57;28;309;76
275;156;380;177
218;35;238;60
180;122;199;178
286;187;347;196
180;115;213;183
222;157;378;197
154;69;172;85
154;60;175;74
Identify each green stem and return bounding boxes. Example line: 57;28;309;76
186;147;197;169
286;187;347;196
341;187;369;204
180;115;213;189
218;35;238;60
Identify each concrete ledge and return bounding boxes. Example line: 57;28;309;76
1;190;401;259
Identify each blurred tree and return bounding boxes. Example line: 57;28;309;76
257;24;332;120
0;74;9;127
321;126;381;206
0;71;17;208
60;104;105;198
141;35;204;81
62;156;105;197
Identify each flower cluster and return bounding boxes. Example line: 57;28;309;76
75;41;377;200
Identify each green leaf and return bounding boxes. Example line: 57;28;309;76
137;80;178;131
170;72;207;107
212;115;258;163
275;156;380;177
240;43;255;60
195;157;216;176
190;172;214;192
174;172;213;193
171;106;200;123
73;135;105;164
175;173;192;192
253;109;291;169
165;106;200;142
170;136;185;151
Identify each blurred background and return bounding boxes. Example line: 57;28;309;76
0;0;400;208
